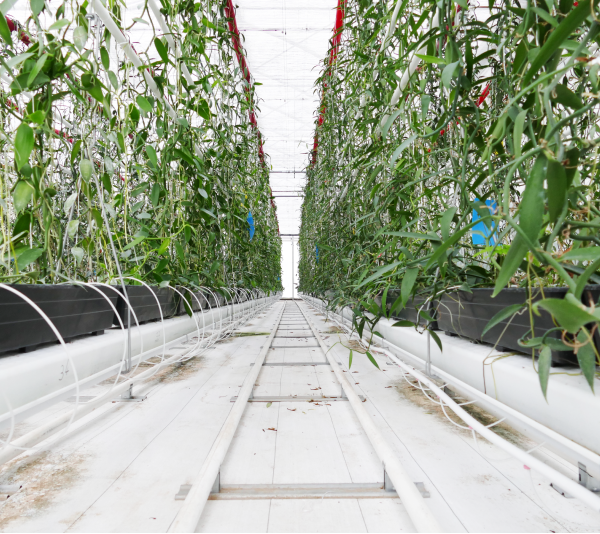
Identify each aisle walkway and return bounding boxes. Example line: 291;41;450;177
0;300;598;532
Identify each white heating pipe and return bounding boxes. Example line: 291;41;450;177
0;295;277;467
379;0;403;54
383;350;600;513
378;10;440;132
297;304;442;533
303;294;600;471
91;0;179;121
147;0;195;88
303;296;600;514
168;304;285;532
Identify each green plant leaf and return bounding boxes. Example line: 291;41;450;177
513;109;527;159
154;37;170;64
520;154;547;242
356;260;403;288
415;54;446;65
197;98;211;121
546;158;567;224
561;247;600;262
482;302;524;336
0;11;12;44
48;18;69;31
136;95;153;113
576;329;596;391
30;0;44;15
426;217;487;269
158;238;170;255
73;26;87;51
123;235;146;251
146;145;158;167
441;61;460;88
14;123;34;170
534;299;598;333
12;180;33;212
79;158;93;182
16;246;42;270
429;329;443;352
175;241;185;263
440;206;457;241
390;135;417;168
349;349;353;368
522;0;590;86
493;235;528;296
70;139;81;165
538;346;552;399
401;267;419;306
392;320;415;327
150;183;161;206
551;84;583;109
67;219;79;238
108;70;119;90
365;351;380;369
100;46;110;70
26;54;48;87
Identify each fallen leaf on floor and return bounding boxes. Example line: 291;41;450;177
262;429;265;432
362;399;367;402
326;403;331;406
267;428;277;431
266;402;272;408
352;371;358;373
310;387;321;390
385;386;392;388
287;408;296;411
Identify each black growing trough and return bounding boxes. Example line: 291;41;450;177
0;284;118;354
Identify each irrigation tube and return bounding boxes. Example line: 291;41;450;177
302;297;600;514
303;295;600;472
0;293;278;467
297;304;442;533
168;305;285;533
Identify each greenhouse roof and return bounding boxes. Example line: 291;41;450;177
235;0;338;235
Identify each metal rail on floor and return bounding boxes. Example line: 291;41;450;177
169;301;442;533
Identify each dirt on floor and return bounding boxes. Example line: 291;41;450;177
232;332;271;337
394;377;526;447
148;355;206;384
0;450;87;528
324;327;345;334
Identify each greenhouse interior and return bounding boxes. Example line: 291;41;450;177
0;0;600;532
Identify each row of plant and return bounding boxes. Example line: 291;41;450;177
0;0;282;297
299;0;600;394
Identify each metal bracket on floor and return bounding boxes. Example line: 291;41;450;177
384;468;430;498
115;384;147;403
579;463;600;492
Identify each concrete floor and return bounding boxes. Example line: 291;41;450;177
0;300;599;532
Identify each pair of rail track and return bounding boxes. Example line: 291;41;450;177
169;300;439;533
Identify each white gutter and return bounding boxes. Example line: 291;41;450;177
302;295;600;512
0;298;271;430
0;295;278;467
